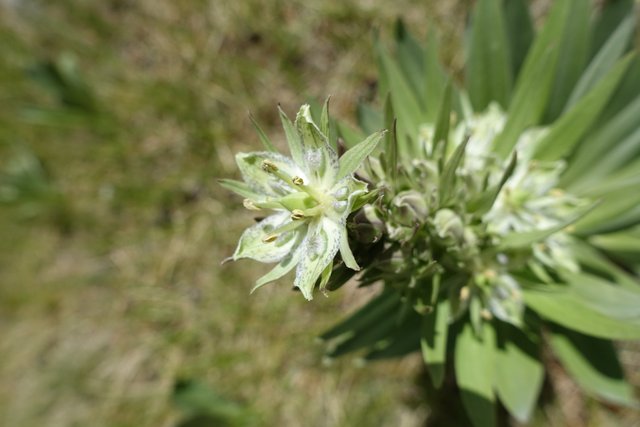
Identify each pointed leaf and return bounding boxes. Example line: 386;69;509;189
542;0;590;122
494;322;544;424
492;0;571;158
423;29;448;122
503;0;534;77
562;95;640;188
278;106;304;166
466;0;512;110
523;286;640;340
421;299;450;388
549;326;637;407
439;134;470;204
337;130;386;181
455;322;496;427
249;113;277;152
321;288;401;341
533;54;634;162
567;16;635;109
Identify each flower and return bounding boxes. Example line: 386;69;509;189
222;104;385;300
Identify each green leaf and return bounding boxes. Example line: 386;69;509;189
590;227;640;260
433;81;453;165
364;316;421;360
320;288;400;341
568;239;639;291
492;0;570;158
421;299;449;388
384;95;398;184
466;0;512;110
376;39;424;155
560;272;640;319
455;321;496;427
562;94;640;188
533;54;633;162
248;113;276;152
439;134;469;205
549;326;637;407
503;0;534;77
574;186;640;235
336;130;386;181
542;0;590;122
590;0;634;59
567;16;635;109
394;19;425;100
423;29;448;122
523;286;640;340
278;106;304;166
494;322;544;424
320;97;331;137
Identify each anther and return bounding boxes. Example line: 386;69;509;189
262;234;278;243
292;176;304;186
459;286;470;301
261;159;279;173
480;309;493;320
243;199;261;211
290;209;305;221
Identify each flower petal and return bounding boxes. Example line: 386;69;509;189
294;105;339;187
251;249;302;293
235;151;306;198
233;211;304;263
294;217;343;300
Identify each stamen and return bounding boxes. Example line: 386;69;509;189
262;234;278;243
459;286;470;301
290;209;305;220
243;199;261;211
261;159;279;173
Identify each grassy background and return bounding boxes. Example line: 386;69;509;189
0;1;638;427
0;1;469;426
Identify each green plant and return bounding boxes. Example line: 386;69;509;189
226;0;640;425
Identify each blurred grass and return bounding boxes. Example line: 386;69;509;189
0;1;468;426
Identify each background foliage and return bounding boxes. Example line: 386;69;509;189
0;1;637;426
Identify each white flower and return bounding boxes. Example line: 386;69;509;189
222;104;385;300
